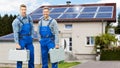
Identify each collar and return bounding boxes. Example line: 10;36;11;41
43;16;52;21
19;15;27;20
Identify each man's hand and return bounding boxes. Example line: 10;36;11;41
55;45;59;49
16;44;21;49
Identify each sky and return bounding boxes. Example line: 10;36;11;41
0;0;120;25
0;0;120;16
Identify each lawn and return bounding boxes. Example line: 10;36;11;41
0;62;80;68
58;62;80;68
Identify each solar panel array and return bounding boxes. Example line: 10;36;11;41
30;6;113;20
0;5;114;40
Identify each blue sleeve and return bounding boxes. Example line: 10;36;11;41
12;18;19;43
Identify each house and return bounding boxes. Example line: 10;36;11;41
30;3;116;60
0;3;116;64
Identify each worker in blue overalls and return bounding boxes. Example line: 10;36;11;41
38;7;59;68
12;4;34;68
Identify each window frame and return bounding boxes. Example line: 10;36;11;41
85;36;95;46
64;24;72;30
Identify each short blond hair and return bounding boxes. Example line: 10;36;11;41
20;4;26;8
43;7;50;10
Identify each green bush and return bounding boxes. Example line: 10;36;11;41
100;48;120;60
95;33;117;50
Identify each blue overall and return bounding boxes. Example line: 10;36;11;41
17;17;34;68
39;19;58;68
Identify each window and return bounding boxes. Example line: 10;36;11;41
62;37;72;52
108;28;114;34
65;24;72;30
69;37;72;51
86;36;95;46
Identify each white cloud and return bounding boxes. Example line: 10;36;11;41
0;0;55;16
0;0;120;17
0;0;45;16
41;2;51;6
97;0;120;9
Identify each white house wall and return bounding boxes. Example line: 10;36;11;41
58;22;106;54
0;42;41;64
34;24;38;31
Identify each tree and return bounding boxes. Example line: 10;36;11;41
118;13;120;26
0;15;2;20
2;14;9;35
105;22;112;33
115;13;120;34
95;33;117;50
0;15;2;36
0;14;17;36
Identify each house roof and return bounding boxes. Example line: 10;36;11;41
0;33;14;41
0;32;38;41
30;3;116;23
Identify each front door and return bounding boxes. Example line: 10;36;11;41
61;37;72;52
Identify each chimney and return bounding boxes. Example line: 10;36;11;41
66;1;71;5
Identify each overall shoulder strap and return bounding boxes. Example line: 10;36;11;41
27;16;32;35
28;16;31;23
17;17;24;25
47;18;53;26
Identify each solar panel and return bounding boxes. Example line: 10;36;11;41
32;8;43;14
50;13;61;19
30;14;42;20
66;7;80;13
50;8;67;13
98;6;113;12
78;13;95;18
60;13;77;18
82;7;97;12
96;13;112;18
30;4;114;20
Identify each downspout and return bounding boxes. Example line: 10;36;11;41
101;20;104;34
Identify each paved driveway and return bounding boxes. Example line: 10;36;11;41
73;61;120;68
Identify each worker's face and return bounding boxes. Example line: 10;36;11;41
20;7;26;17
43;9;49;19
